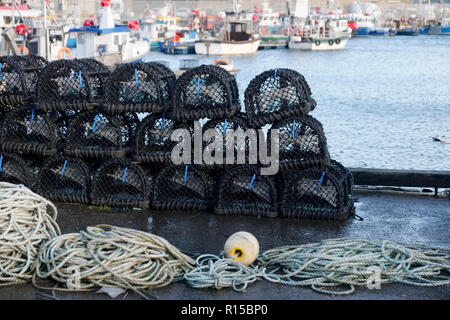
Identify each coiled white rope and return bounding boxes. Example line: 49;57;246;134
184;238;450;295
0;182;60;287
33;225;195;299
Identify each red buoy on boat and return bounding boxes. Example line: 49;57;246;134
128;20;140;30
15;24;27;35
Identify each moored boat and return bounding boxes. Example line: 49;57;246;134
195;21;260;56
68;1;149;66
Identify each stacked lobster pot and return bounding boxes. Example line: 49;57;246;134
0;55;50;191
149;65;241;212
231;68;355;221
0;56;355;221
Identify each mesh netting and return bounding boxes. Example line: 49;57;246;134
0;107;57;156
244;68;316;128
172;65;239;121
106;62;173;113
270;115;330;170
215;165;278;217
279;166;352;221
0;153;33;187
47;109;79;148
37;155;91;204
152;164;212;212
91;159;149;208
202;113;253;170
328;159;355;210
134;113;180;163
64;111;135;159
37;59;108;111
0;55;48;107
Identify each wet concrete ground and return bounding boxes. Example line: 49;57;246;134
1;191;449;300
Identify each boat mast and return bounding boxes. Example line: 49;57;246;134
43;0;49;60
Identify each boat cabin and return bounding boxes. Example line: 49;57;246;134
223;21;254;41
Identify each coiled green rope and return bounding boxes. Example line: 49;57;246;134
184;238;450;295
33;225;195;299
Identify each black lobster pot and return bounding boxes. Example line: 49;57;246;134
0;107;57;156
201;113;253;171
0;153;33;187
152;164;213;212
134;113;179;163
91;159;149;209
270;115;330;170
244;68;316;128
36;59;109;111
328;159;355;212
64;111;135;159
0;54;48;108
105;62;175;113
279;165;354;221
37;155;91;204
172;65;240;121
215;165;278;218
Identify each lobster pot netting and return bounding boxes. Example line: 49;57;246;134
47;109;79;146
37;59;107;111
153;164;212;212
64;111;135;159
134;113;179;163
244;68;316;128
172;65;239;121
270;115;330;170
106;62;169;113
0;55;48;107
202;113;254;171
0;108;57;156
0;153;33;187
211;65;240;106
279;166;352;221
328;159;354;209
91;160;149;208
37;155;91;204
215;166;278;218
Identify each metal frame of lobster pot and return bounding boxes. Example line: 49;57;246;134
215;165;278;218
244;68;316;128
105;62;175;113
279;164;354;221
37;155;91;204
0;107;57;157
36;59;110;111
171;65;240;122
152;164;213;212
0;153;33;188
64;111;137;160
0;54;48;108
91;159;149;209
270;115;330;170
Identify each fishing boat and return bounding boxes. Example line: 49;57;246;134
159;30;197;55
288;18;349;50
396;27;418;36
67;0;149;66
420;18;450;35
195;21;260;56
255;2;289;50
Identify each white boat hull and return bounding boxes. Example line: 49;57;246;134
195;39;260;55
289;36;349;51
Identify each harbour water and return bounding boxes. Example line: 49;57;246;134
144;35;450;171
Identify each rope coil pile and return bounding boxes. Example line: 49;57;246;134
0;182;60;286
184;238;450;295
33;225;195;298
